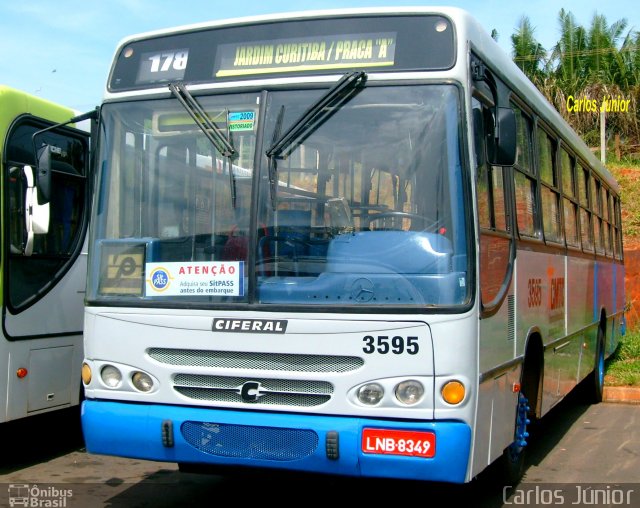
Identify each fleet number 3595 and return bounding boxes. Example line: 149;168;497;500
362;336;419;355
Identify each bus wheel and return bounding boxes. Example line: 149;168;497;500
501;392;530;484
588;326;605;404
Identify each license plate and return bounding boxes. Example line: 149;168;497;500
361;428;435;458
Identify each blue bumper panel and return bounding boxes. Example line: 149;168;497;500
82;400;471;483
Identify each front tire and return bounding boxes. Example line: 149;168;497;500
500;392;530;484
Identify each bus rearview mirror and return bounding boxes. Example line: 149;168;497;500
36;145;53;205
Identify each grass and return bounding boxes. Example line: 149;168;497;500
604;328;640;386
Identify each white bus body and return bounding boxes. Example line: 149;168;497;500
80;7;625;484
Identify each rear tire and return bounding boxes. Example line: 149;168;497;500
588;326;605;404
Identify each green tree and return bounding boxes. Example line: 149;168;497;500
551;8;587;94
511;15;547;85
585;13;628;85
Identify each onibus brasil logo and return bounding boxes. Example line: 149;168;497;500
8;484;73;507
147;266;172;292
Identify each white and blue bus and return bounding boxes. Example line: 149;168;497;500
0;86;92;424
80;7;626;484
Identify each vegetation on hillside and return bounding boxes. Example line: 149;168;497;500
507;10;640;157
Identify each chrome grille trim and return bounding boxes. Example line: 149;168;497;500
174;374;333;394
173;373;334;407
175;387;331;406
148;347;363;372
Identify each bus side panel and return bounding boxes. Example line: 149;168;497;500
539;254;593;415
517;249;585;417
1;251;86;421
3;251;87;337
472;367;520;478
596;259;615;322
2;336;83;422
610;261;626;356
566;255;595;338
473;277;518;477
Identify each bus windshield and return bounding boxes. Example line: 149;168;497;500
89;83;469;308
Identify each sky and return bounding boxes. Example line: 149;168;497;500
1;0;639;112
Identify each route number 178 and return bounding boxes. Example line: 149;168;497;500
148;51;189;73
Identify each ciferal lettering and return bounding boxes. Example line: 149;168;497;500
212;318;288;334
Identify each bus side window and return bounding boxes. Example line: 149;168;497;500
473;97;512;308
512;103;538;239
538;127;563;244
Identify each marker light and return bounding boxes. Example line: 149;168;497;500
132;371;154;392
357;383;384;405
101;365;122;388
435;21;449;33
16;368;28;379
395;380;424;405
82;363;92;385
441;380;466;405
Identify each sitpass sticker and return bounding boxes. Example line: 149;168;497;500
145;261;244;296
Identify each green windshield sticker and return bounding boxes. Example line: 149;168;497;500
215;32;396;77
228;111;256;131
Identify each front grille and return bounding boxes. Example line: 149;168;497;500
181;421;318;461
149;348;363;373
173;374;333;407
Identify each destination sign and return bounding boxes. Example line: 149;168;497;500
108;15;455;91
215;33;396;77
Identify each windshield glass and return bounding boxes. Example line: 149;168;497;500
87;84;469;308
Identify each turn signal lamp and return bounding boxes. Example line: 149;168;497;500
441;380;466;404
16;368;28;379
82;363;92;385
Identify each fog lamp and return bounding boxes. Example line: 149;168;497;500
395;380;424;405
101;365;122;388
132;371;154;392
357;383;384;405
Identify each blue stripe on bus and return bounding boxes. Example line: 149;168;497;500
82;400;471;483
593;261;598;322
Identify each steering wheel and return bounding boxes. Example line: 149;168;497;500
364;212;440;232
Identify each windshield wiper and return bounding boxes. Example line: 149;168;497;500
169;82;236;207
168;82;235;157
265;71;367;159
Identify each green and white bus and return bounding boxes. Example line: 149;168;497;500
80;7;625;484
0;85;91;423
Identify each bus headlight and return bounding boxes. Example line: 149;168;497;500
441;380;466;404
395;380;424;405
357;383;384;405
81;363;92;385
132;371;154;392
101;365;122;388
